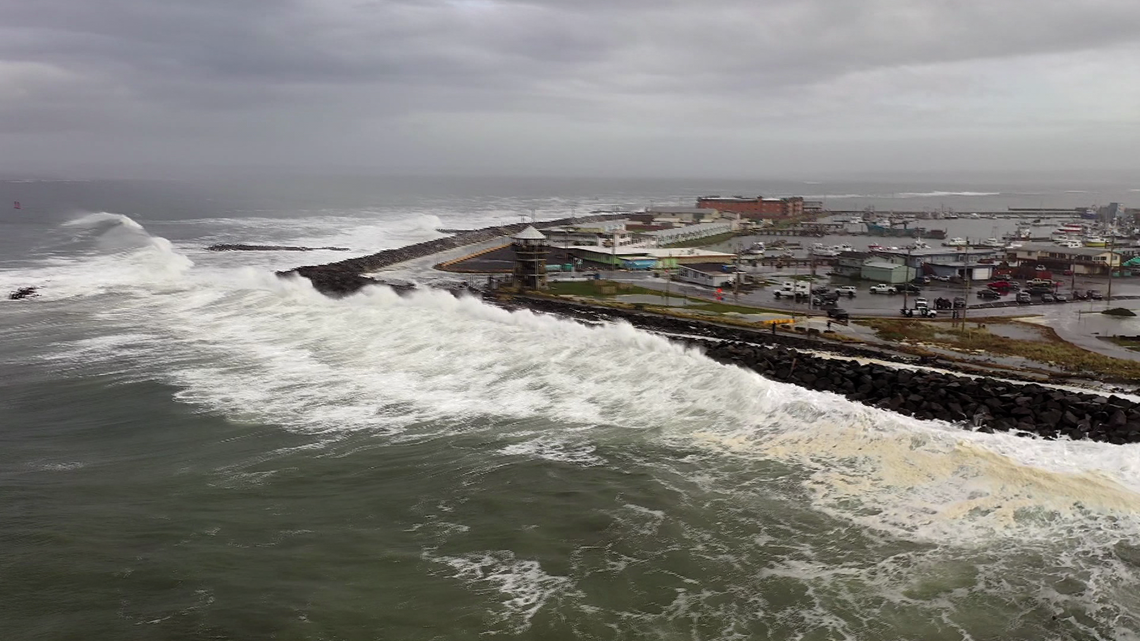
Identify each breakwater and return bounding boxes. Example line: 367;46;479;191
208;244;351;252
492;294;1140;445
279;214;624;295
702;341;1140;445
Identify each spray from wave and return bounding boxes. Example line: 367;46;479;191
8;211;1140;634
33;217;1140;538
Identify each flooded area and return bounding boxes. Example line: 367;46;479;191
986;322;1049;341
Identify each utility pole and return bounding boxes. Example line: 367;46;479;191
963;239;970;324
1107;235;1116;304
612;230;617;273
903;246;912;311
733;242;741;303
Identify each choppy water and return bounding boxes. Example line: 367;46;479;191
2;177;1140;639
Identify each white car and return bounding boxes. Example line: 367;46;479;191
835;286;857;297
869;284;897;294
914;297;929;308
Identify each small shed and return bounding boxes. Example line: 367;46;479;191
677;263;735;288
861;261;915;284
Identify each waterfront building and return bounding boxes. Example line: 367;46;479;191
695;195;804;219
860;260;915;284
835;251;873;278
875;247;1002;281
1007;243;1122;276
643;221;735;246
677;263;736;288
567;246;734;270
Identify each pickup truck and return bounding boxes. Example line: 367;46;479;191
901;307;937;318
869;284;897;294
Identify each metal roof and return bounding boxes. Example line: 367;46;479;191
1015;243;1120;257
512;226;547;241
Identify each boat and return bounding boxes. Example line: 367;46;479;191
867;244;884;251
969;213;981;219
1005;241;1024;250
832;243;855;253
809;243;839;257
980;238;1004;248
744;241;766;255
908;240;930;250
946;237;967;247
1083;236;1108;248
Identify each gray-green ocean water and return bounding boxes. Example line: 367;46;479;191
3;177;1140;640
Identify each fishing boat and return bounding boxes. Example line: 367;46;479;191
1083;236;1108;247
980;238;1004;248
946;237;967;247
809;243;839;257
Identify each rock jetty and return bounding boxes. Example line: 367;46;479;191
702;341;1140;445
278;214;624;296
208;244;351;252
493;294;1140;445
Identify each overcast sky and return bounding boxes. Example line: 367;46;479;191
3;0;1140;179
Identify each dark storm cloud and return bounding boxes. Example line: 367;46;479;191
2;0;1139;176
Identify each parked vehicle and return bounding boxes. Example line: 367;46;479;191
987;280;1019;292
1041;293;1056;302
811;285;830;295
1088;290;1104;300
1054;292;1069;302
953;297;966;308
934;297;953;309
1072;290;1089;301
869;284;897;294
1016;292;1031;304
902;307;937;318
897;283;922;294
835;286;857;297
976;289;1001;300
914;297;929;308
912;276;931;285
826;307;850;321
931;275;951;282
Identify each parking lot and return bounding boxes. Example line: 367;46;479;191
608;269;1140;319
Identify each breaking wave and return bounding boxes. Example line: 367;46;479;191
12;212;1140;637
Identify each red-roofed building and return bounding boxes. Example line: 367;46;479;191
695;195;804;219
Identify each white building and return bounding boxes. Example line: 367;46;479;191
677;263;736;288
644;221;734;246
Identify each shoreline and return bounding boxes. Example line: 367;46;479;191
279;226;1140;446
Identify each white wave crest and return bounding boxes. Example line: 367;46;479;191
895;191;1001;198
424;550;577;633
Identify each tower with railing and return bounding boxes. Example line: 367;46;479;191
511;226;549;290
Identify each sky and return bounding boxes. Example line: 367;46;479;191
2;0;1140;179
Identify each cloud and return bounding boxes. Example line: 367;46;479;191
1;0;1139;177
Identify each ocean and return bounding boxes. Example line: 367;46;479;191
2;175;1140;640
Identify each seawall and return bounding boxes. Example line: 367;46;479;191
492;294;1140;445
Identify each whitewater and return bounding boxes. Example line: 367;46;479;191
3;205;1140;639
